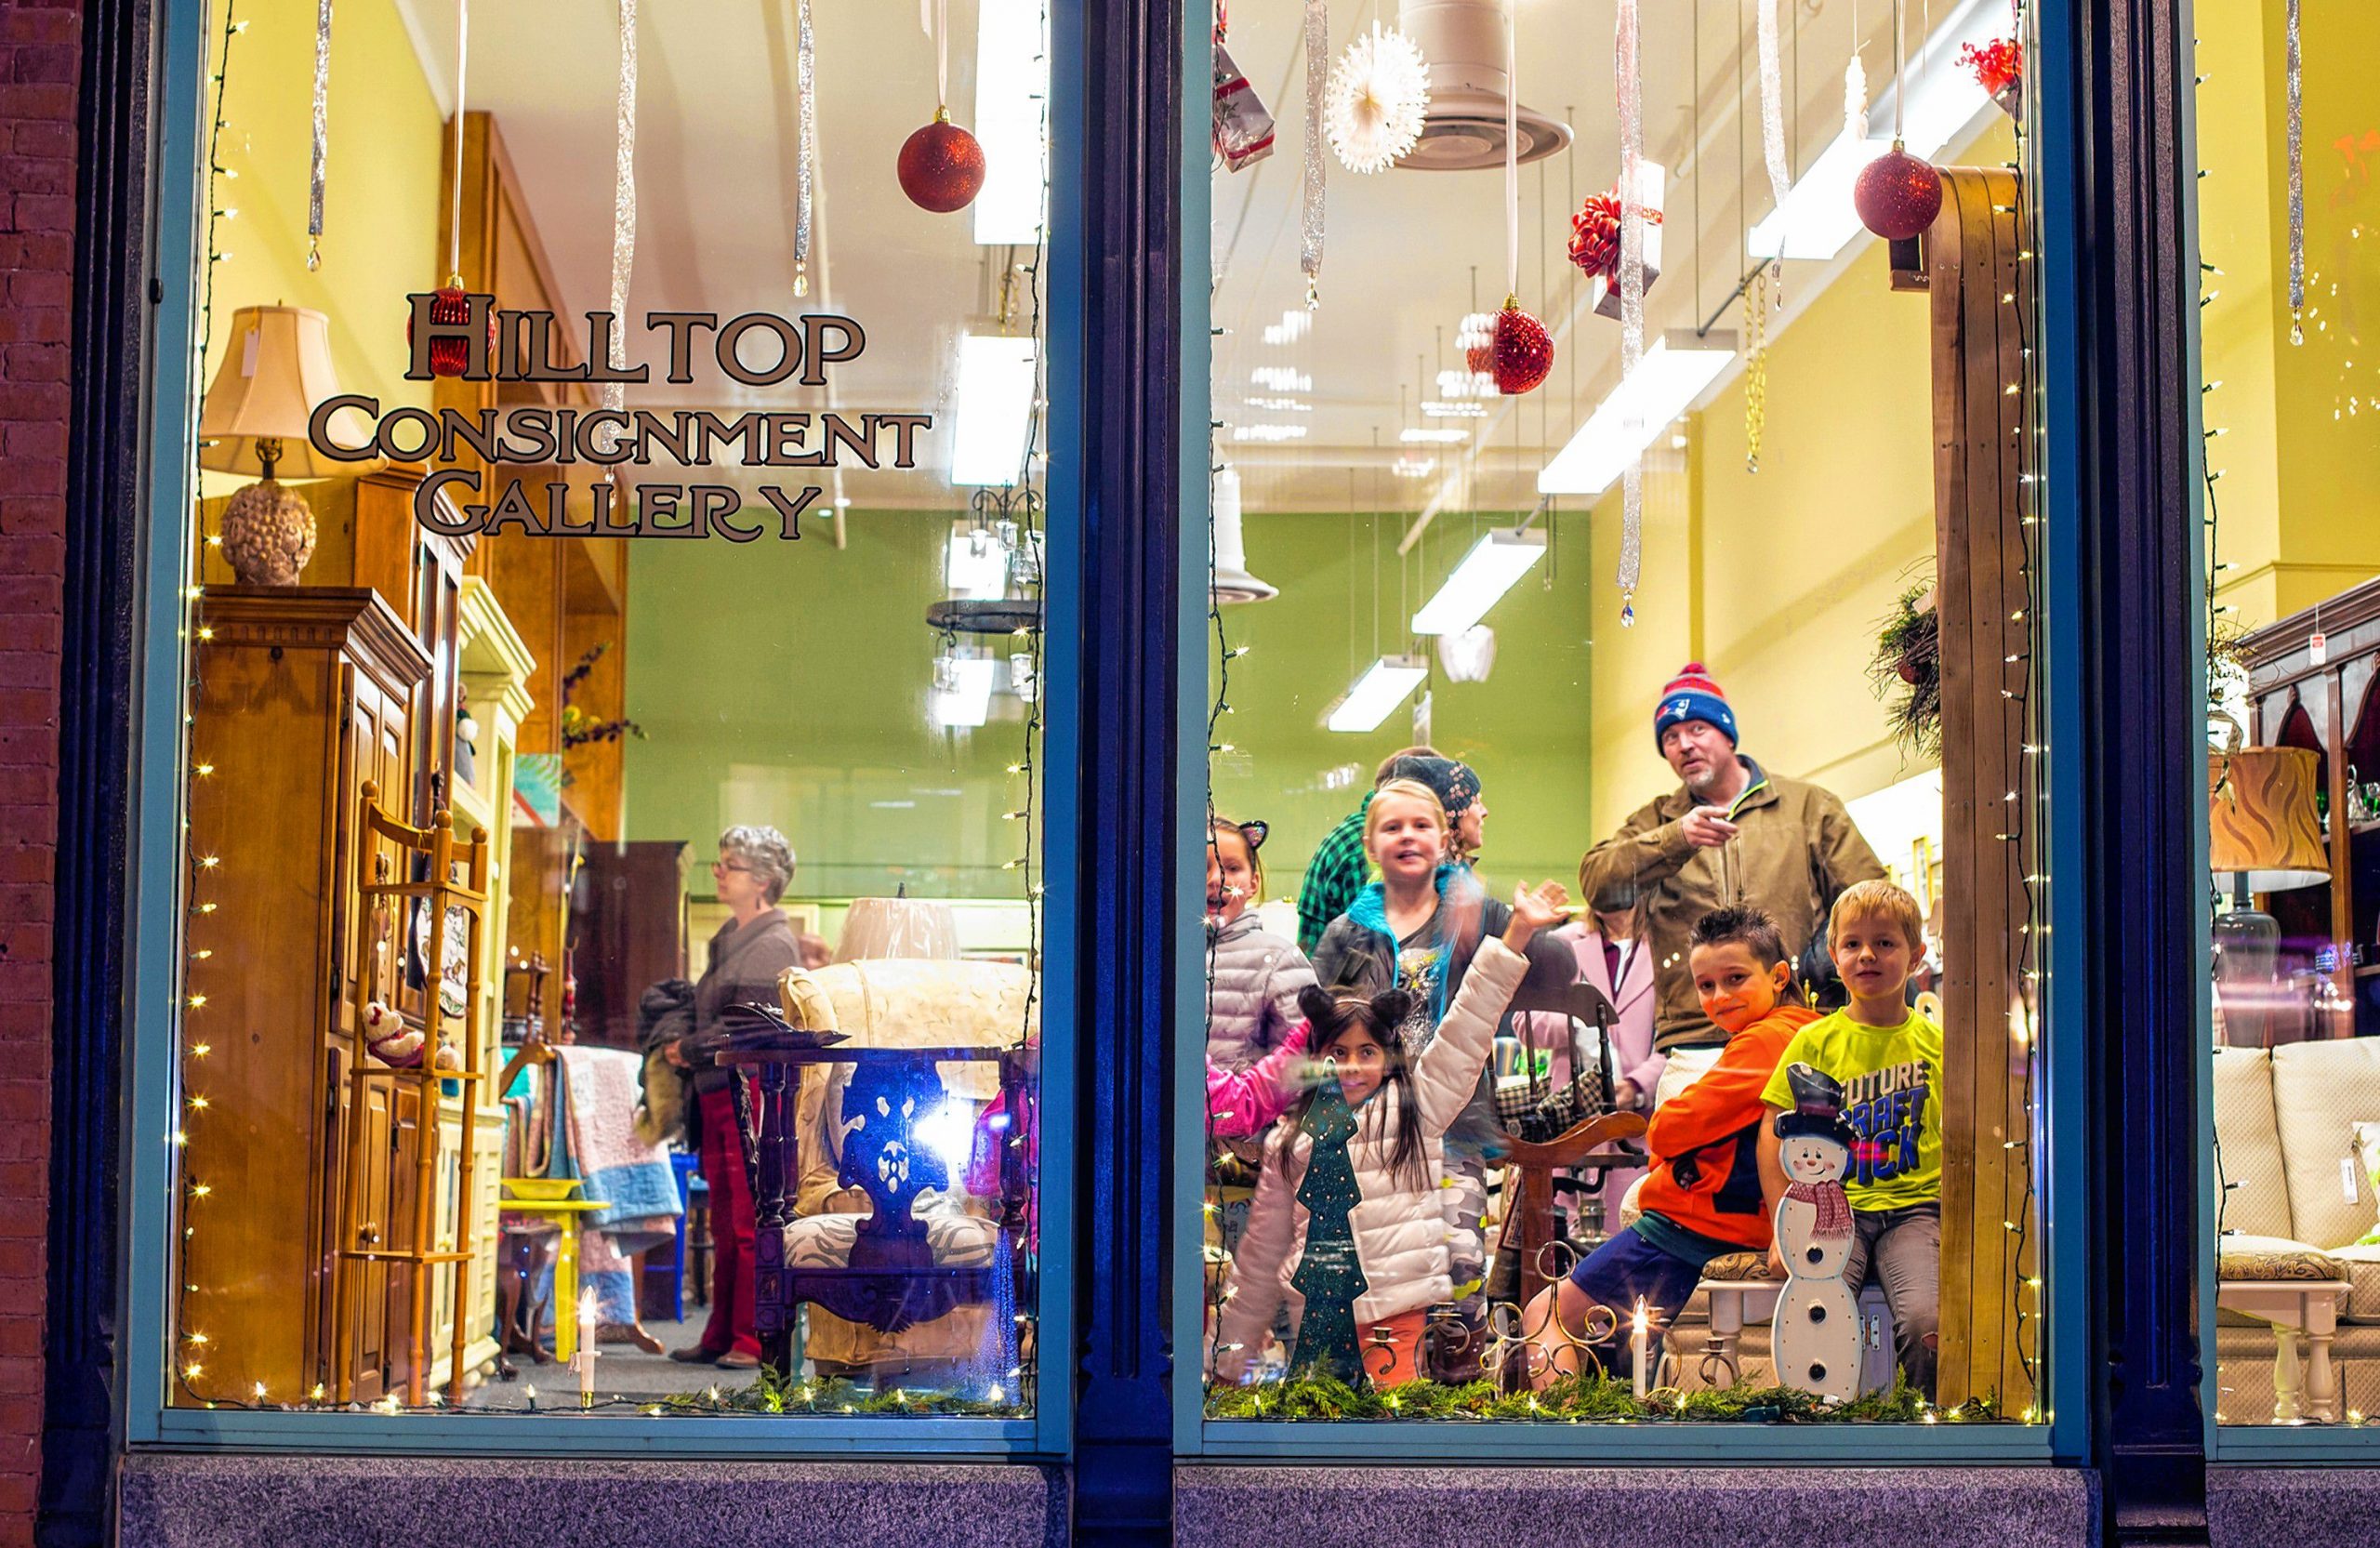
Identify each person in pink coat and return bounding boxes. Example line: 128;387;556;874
1513;888;1661;1238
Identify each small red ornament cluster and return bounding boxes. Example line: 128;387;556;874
1490;298;1554;396
898;112;987;214
1959;36;2023;100
408;282;498;379
1566;191;1663;284
1853;142;1944;243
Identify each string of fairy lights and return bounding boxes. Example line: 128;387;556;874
171;0;245;1409
170;0;1054;1420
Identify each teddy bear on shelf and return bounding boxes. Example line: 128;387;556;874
1770;1062;1862;1404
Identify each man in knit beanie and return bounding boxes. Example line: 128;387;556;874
1580;663;1885;1085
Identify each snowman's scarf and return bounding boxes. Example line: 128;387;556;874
1784;1179;1853;1239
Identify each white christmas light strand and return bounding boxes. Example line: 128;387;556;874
1615;0;1645;625
2285;0;2304;341
1301;0;1327;305
604;0;638;417
1325;23;1429;175
794;0;816;298
306;0;332;271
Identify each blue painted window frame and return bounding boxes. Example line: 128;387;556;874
119;0;1085;1461
1171;0;2088;1465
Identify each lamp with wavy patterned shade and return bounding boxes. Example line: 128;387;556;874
2209;747;2331;1045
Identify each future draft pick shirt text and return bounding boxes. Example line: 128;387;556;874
1760;1008;1945;1212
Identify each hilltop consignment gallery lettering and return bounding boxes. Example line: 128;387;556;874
302;295;932;540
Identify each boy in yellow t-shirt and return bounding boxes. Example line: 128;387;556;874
1758;879;1944;1397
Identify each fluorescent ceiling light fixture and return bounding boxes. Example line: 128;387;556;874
1410;530;1548;636
1250;365;1312;391
948;333;1038;486
1263;310;1313;346
1749;0;1996;260
1539;330;1739;497
972;0;1049;245
929;655;999;729
1437;367;1495;400
1242;396;1311;412
945;522;1008;599
1232;424;1307;443
1421;400;1487;417
1325;655;1430;734
1400;427;1469;444
1391;454;1438;480
1747;128;1884;261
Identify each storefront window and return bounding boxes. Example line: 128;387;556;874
149;0;1058;1425
2197;0;2380;1436
1194;0;2050;1428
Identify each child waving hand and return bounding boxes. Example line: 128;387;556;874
1215;880;1572;1390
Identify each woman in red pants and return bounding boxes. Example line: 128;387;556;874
668;824;803;1369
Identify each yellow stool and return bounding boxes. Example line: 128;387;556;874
499;1181;612;1363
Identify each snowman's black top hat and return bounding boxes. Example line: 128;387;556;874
1772;1062;1858;1145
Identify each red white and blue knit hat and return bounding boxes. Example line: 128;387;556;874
1652;662;1739;749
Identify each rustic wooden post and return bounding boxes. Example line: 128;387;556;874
1906;166;2041;1415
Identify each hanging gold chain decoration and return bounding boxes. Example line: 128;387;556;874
794;0;817;298
1302;0;1328;306
306;0;334;270
1615;0;1646;626
1744;267;1770;472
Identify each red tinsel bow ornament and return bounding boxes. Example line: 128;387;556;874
1958;37;2021;98
1566;191;1664;284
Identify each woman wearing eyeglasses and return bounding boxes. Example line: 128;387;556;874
665;823;802;1369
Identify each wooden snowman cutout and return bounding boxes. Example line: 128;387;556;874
1770;1063;1861;1404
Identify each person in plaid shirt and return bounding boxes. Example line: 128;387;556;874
1294;745;1437;955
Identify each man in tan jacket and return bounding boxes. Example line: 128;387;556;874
1580;664;1884;1085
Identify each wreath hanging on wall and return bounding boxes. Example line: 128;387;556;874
1869;578;1942;759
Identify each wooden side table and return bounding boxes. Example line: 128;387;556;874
498;1190;612;1363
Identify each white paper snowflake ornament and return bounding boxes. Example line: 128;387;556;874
1325;23;1430;175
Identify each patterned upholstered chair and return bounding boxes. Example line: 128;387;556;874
2210;1039;2380;1422
733;959;1037;1388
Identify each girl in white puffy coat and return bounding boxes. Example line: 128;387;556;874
1214;881;1570;1389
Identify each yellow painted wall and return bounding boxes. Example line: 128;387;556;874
1582;126;2030;839
2201;0;2380;629
200;0;443;495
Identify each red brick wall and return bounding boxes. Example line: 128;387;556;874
0;1;77;1542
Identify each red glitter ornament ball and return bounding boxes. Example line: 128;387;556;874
406;284;497;379
1853;144;1944;242
898;114;987;213
1490;300;1554;396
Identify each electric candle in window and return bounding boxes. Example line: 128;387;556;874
574;1290;599;1409
1632;1297;1650;1400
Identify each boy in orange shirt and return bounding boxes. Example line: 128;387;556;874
1525;906;1817;1386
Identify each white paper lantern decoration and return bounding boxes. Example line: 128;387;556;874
1325;24;1430;175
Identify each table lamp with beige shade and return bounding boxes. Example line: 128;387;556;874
2208;744;2332;1046
198;304;380;586
834;888;962;962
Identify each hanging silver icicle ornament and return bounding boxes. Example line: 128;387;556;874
603;0;639;435
1615;0;1645;627
2286;0;2304;343
1756;0;1791;217
794;0;816;298
1301;0;1328;307
306;0;335;271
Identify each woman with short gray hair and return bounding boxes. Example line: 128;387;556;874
667;822;802;1369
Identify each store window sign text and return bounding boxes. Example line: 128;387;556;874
302;293;933;542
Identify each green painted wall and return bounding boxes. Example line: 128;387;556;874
1215;508;1599;902
620;511;1035;901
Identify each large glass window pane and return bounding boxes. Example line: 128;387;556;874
157;0;1055;1423
2196;0;2380;1436
1196;0;2049;1428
